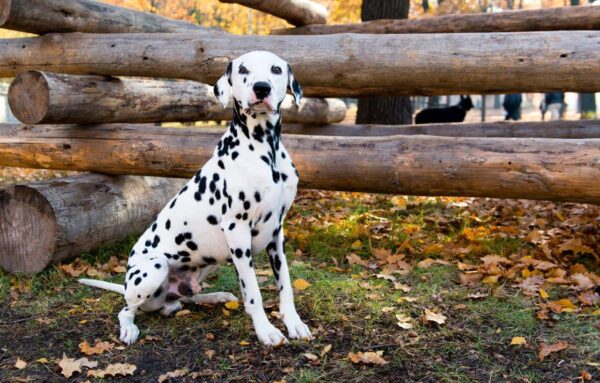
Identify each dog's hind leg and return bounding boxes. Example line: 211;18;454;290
221;221;287;346
181;292;238;305
267;228;312;340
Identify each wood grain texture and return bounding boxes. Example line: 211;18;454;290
8;71;346;124
0;0;213;34
272;6;600;35
0;31;598;96
0;173;186;274
219;0;327;26
1;123;600;205
283;120;600;139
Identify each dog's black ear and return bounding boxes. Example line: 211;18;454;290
287;64;302;106
214;61;233;108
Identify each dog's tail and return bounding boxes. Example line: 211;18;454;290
79;278;125;295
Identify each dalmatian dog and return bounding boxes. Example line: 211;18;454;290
79;51;312;346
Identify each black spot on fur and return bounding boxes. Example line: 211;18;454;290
142;249;148;254
153;286;163;298
231;151;239;160
251;229;259;237
152;235;160;248
228;222;236;230
218;160;225;169
235;248;243;258
264;212;272;222
179;185;188;195
155;263;161;269
260;155;270;165
254;192;261;202
170;198;177;208
186;241;198;251
202;256;217;264
222;204;227;214
165;220;171;230
245;249;251;258
243;201;251;210
134;277;142;286
151;223;157;232
248;144;254;151
207;215;218;225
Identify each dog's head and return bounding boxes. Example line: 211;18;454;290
460;95;474;111
213;51;302;114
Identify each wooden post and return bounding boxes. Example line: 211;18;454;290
8;71;346;124
271;6;600;35
0;0;214;35
219;0;328;26
0;31;598;96
1;123;600;205
0;174;186;274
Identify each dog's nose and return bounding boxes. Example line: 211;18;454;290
253;82;271;99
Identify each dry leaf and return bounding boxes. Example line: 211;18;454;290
548;298;577;313
292;279;311;290
321;344;332;357
346;253;368;267
205;333;215;341
417;258;450;268
539;288;549;299
158;368;188;383
578;291;600;306
538;341;569;361
510;336;527;345
58;353;98;378
61;263;87;277
36;358;49;364
381;306;395;313
205;349;215;360
175;309;191;317
581;369;592;381
225;301;240;310
239;340;250;346
351;240;362;249
423;309;447;325
87;363;136;378
303;353;319;361
348;351;388;365
570;273;595;291
15;357;27;369
79;340;114;355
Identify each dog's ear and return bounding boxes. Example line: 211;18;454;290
287;64;302;106
214;61;233;108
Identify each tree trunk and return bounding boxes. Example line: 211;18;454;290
283;119;600;139
0;173;186;274
1;123;600;205
271;6;600;35
1;31;598;97
8;71;346;125
219;0;328;26
0;0;213;35
356;0;412;125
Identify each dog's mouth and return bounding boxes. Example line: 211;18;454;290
247;99;275;113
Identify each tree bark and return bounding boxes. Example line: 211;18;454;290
282;119;600;138
271;5;600;35
219;0;327;26
2;31;597;97
0;173;186;274
356;0;412;125
8;71;346;125
0;0;214;35
1;123;600;205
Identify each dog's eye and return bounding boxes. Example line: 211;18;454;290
239;65;249;75
271;66;282;75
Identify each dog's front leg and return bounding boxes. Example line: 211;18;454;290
267;228;312;340
222;221;287;346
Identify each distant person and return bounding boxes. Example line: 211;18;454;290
541;92;565;121
502;94;522;121
415;95;474;124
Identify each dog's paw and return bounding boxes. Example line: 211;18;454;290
160;301;182;316
283;313;313;341
255;323;288;346
216;292;238;303
119;324;140;345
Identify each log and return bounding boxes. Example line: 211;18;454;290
7;71;346;125
219;0;327;26
272;6;600;35
0;173;186;274
0;31;599;97
0;0;213;34
1;123;600;205
283;120;600;139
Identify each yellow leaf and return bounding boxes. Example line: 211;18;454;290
321;344;332;357
158;368;188;383
15;357;27;369
79;340;114;356
36;358;49;364
423;309;447;325
347;351;388;365
225;301;240;310
539;289;549;299
239;340;250;346
175;309;191;317
510;336;527;346
482;275;499;285
592;309;600;316
222;309;230;317
303;353;319;361
351;240;362;249
293;279;311;290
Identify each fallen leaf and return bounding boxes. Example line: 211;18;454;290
417;258;450;269
396;296;417;303
321;344;332;357
581;369;592;381
175;309;191;317
205;349;215;360
423;309;447;325
570;273;595;291
346;253;368;267
205;333;215;341
351;240;362;249
381;306;395;313
292;279;311;290
393;283;412;292
79;340;114;355
548;298;577;313
557;238;595;256
239;340;250;346
87;363;136;378
58;353;98;378
61;263;87;277
158;368;188;383
538;341;569;361
15;358;27;369
578;291;600;306
348;351;388;365
35;358;49;364
539;288;549;299
510;336;527;345
303;353;319;361
225;301;240;310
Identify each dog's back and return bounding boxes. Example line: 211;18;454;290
415;96;473;124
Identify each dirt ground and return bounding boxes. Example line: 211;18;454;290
1;184;599;382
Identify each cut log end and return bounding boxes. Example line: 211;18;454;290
0;0;10;26
0;185;57;274
9;71;50;124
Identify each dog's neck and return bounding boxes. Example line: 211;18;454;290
231;98;282;145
